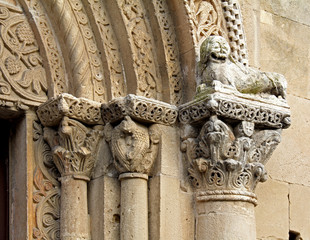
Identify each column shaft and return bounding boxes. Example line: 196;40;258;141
60;176;90;240
196;201;256;240
120;173;148;240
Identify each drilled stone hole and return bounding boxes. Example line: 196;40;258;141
289;231;302;240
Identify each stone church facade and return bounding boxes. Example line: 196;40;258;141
0;0;308;239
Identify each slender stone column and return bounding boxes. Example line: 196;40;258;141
42;117;103;240
59;176;90;239
119;173;149;240
37;94;104;240
196;200;256;240
104;116;160;240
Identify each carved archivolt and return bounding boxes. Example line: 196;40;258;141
150;0;183;105
183;0;248;65
184;0;227;52
88;0;126;99
21;0;68;97
0;0;250;108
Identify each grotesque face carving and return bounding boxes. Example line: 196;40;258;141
200;36;231;63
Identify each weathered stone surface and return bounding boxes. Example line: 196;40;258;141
88;176;120;240
260;0;310;27
149;175;182;240
120;173;148;240
151;125;181;177
255;179;289;240
267;95;310;186
238;0;261;68
197;201;256;240
180;192;195;240
289;184;310;240
259;10;310;99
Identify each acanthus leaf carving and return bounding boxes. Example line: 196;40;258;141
43;117;103;179
182;116;280;204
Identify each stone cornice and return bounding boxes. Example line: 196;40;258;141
37;93;103;127
101;94;178;126
179;81;291;129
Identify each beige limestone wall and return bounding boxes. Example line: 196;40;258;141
239;1;310;239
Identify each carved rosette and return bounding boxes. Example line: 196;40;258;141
37;94;104;180
180;89;291;205
102;94;177;175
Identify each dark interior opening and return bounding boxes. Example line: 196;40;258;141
0;119;10;240
289;230;302;240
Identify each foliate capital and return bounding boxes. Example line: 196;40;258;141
43;117;103;180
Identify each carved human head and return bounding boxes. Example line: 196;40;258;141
200;36;231;64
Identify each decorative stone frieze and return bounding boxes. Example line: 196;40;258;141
37;93;103;127
179;80;291;129
180;36;291;240
101;94;178;126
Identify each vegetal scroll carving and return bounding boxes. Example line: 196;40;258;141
33;121;60;240
184;0;227;54
88;0;126;98
118;0;159;98
0;3;47;106
23;0;68;96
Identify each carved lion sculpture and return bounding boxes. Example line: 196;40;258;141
198;36;287;99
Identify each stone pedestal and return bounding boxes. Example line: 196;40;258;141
196;200;256;240
60;176;90;240
119;173;148;240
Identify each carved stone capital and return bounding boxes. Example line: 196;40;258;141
43;117;103;180
179;35;291;207
104;116;159;175
181;114;284;205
